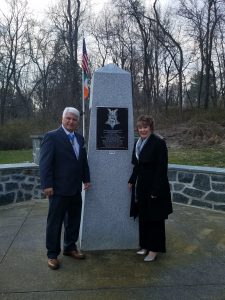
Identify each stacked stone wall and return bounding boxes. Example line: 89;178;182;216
0;163;225;212
169;164;225;212
0;163;45;205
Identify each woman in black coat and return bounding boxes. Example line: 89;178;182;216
128;115;173;262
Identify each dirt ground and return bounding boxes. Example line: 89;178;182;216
157;120;225;149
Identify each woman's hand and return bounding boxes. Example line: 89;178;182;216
83;182;91;190
128;183;133;190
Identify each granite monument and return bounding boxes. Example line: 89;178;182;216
81;64;138;250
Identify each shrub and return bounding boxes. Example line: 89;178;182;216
0;120;34;150
0;117;59;150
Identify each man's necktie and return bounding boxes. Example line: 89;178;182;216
68;133;79;158
68;133;75;145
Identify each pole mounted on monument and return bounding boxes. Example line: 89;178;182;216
81;37;90;139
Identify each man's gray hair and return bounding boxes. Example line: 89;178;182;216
62;107;80;119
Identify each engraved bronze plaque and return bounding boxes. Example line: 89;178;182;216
96;107;128;150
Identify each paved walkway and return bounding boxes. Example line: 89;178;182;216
0;201;225;300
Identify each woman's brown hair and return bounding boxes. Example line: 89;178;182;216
136;115;155;131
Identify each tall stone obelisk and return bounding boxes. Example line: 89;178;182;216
81;64;138;250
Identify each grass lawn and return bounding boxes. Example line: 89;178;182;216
168;147;225;168
0;147;224;168
0;149;33;164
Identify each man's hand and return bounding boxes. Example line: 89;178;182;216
83;182;91;190
44;187;54;197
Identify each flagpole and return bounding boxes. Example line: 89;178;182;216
80;38;86;249
82;67;85;139
81;36;89;140
80;68;85;249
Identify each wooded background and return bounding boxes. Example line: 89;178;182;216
0;0;225;149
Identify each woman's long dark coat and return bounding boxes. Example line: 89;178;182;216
129;133;173;221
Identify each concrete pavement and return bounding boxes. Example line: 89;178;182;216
0;200;225;300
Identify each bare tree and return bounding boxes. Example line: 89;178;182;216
112;0;162;113
153;0;184;114
49;0;85;110
216;19;225;107
27;24;56;112
88;9;113;67
178;0;223;109
0;0;29;125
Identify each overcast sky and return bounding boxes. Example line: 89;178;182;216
7;0;174;18
26;0;106;16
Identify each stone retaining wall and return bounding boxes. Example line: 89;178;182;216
0;163;45;206
169;164;225;212
0;163;225;211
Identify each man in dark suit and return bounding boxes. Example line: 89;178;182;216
39;107;90;270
